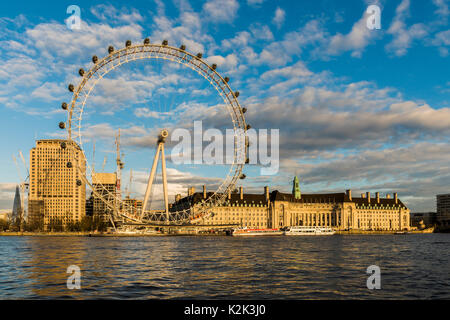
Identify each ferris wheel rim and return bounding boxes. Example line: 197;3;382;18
63;40;247;224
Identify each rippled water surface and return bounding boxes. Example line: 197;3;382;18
0;234;449;299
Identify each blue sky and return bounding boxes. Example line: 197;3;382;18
0;0;449;212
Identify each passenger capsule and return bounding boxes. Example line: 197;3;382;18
108;46;114;54
245;158;249;164
224;77;230;83
196;53;203;59
59;122;66;129
143;38;150;45
92;55;98;64
212;64;217;70
240;174;246;180
61;102;68;110
242;107;247;113
180;44;186;50
125;40;131;47
68;84;74;92
162;40;168;46
234;91;240;98
246;124;251;130
78;68;85;76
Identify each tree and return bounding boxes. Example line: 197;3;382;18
24;219;44;232
0;220;9;231
66;221;81;232
48;218;64;232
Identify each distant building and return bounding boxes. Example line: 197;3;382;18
411;212;436;228
173;177;411;231
27;139;86;229
85;192;94;217
122;197;143;219
436;194;450;226
92;172;117;222
11;185;22;223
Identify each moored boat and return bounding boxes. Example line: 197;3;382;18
284;226;335;235
231;227;284;236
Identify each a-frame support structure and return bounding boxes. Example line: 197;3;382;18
141;129;170;222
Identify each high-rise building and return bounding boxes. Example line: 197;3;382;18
28;139;86;229
92;172;117;222
12;185;22;223
436;194;450;226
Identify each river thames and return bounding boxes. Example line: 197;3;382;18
0;234;449;299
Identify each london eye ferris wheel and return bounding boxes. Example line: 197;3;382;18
58;38;249;226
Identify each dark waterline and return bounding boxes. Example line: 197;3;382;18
0;234;449;299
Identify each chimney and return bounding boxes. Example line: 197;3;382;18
203;185;206;199
264;186;269;201
376;192;380;204
386;194;391;199
346;189;352;201
187;186;195;196
394;192;398;204
240;186;243;200
366;192;371;203
361;193;366;198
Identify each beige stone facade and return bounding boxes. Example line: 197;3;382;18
28;139;86;228
174;178;410;231
92;172;117;222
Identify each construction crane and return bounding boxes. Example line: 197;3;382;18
125;169;133;199
115;129;124;193
19;150;29;178
101;156;107;172
114;129;124;220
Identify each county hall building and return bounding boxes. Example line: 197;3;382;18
173;176;411;231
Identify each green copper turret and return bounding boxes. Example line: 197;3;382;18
292;176;301;199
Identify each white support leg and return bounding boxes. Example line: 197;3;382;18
141;143;162;219
161;143;169;222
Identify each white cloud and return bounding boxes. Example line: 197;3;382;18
134;108;172;119
90;4;144;23
272;7;286;29
250;24;274;41
385;0;428;56
256;20;327;66
433;0;450;20
205;53;238;70
0;183;17;211
202;0;239;24
430;29;450;56
327;10;378;58
31;82;66;101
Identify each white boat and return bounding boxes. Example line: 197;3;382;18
284;226;335;235
231;227;284;236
